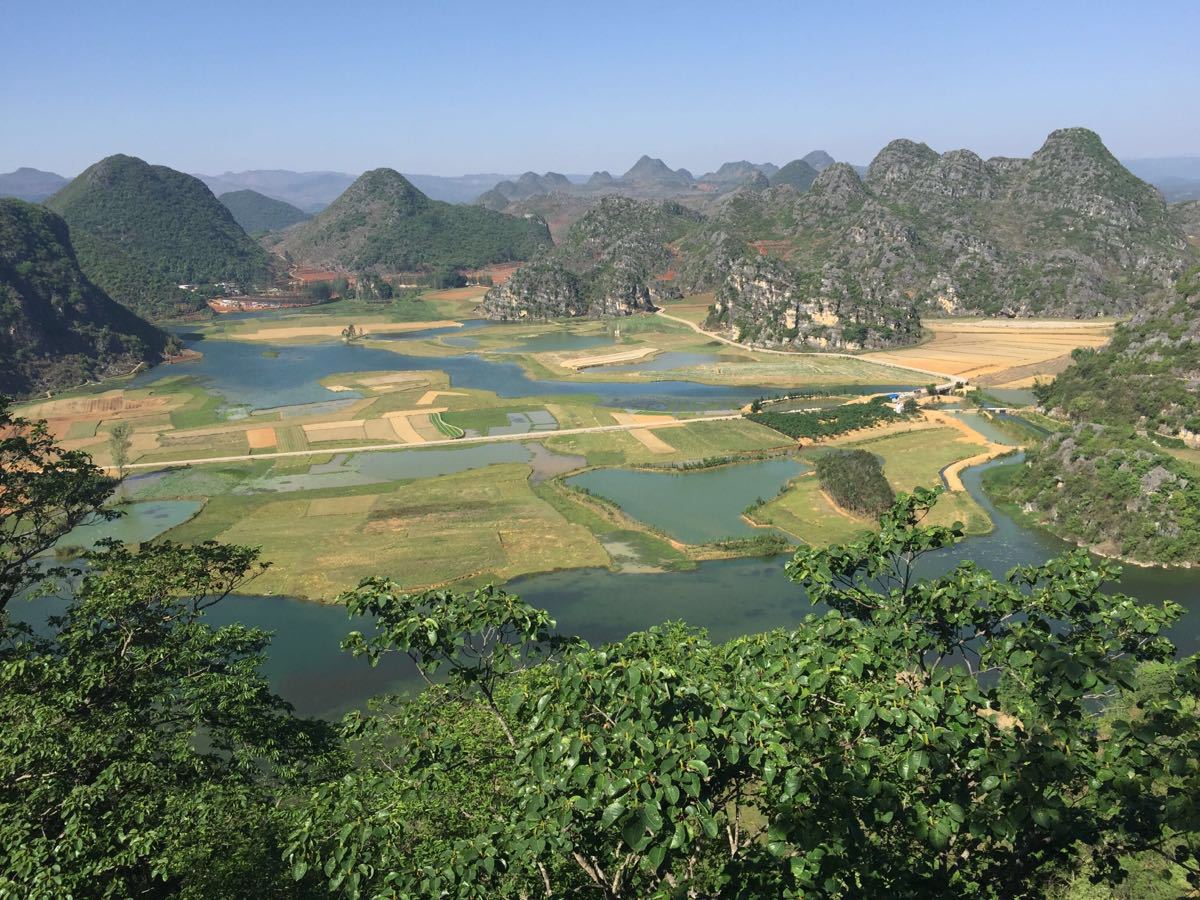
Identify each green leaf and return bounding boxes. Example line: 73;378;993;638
600;801;625;829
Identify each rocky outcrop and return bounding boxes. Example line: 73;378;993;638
707;129;1194;319
479;197;697;320
488;130;1197;342
707;256;920;350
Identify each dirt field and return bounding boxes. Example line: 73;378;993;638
868;319;1113;386
562;347;659;369
461;263;521;286
245;427;277;450
610;412;677;453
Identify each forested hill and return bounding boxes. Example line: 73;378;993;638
0;199;168;398
275;168;552;273
994;269;1200;565
218;189;310;234
1036;266;1200;436
45;155;275;319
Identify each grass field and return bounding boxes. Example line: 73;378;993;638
753;424;994;544
19;302;1064;595
163;463;608;599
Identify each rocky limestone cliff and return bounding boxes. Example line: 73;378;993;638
479;197;696;319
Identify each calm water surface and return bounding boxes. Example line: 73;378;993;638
15;456;1198;717
133;334;850;412
568;459;808;544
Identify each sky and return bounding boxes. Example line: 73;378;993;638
3;0;1198;177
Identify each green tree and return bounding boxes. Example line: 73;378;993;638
0;399;117;613
305;280;333;301
291;488;1198;898
0;405;336;896
0;540;336;897
108;421;133;478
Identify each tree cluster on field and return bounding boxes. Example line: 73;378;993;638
2;398;1198;898
748;396;912;440
814;448;896;516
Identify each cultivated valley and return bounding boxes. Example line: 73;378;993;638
3;15;1200;891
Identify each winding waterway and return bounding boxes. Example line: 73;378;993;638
131;332;913;412
15;454;1198;717
17;322;1196;716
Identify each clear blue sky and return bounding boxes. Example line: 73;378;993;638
4;0;1197;177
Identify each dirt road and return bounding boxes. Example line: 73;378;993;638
119;413;744;471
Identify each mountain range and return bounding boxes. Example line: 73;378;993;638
0;198;168;397
482;129;1197;351
194;170;540;210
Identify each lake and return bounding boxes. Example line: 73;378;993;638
567;458;808;544
133;334;861;412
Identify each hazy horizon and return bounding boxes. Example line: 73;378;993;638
3;0;1198;177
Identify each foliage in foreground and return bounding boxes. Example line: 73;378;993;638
294;489;1200;898
1;396;1198;898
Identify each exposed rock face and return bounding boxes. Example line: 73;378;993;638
708;256;920;350
708;129;1193;319
486;130;1195;348
480;197;699;320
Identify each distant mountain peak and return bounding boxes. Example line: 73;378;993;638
866;139;940;186
769;159;820;191
622;156;693;185
0;166;70;202
802;150;836;171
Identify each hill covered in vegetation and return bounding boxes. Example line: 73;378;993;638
45;155;275;319
815;448;895;516
999;424;1200;565
0;199;169;397
218;189;309;234
1034;267;1200;436
0;167;69;202
276;168;551;274
993;269;1200;565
